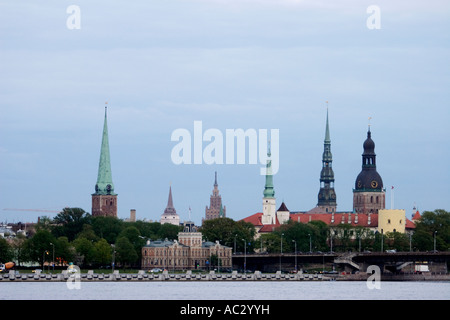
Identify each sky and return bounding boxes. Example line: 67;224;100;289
1;0;449;225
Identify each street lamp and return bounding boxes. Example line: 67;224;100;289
292;240;297;272
242;239;247;273
50;242;55;273
308;234;312;253
111;244;116;272
434;231;437;252
280;233;284;272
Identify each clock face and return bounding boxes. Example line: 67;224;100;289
371;180;378;188
106;184;112;192
357;180;362;188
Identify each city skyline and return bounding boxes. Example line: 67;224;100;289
1;1;449;224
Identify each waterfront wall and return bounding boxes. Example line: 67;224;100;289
1;269;449;282
0;270;327;282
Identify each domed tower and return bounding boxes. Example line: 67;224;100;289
353;126;385;214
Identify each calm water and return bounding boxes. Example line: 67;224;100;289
0;281;449;300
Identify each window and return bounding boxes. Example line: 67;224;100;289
388;219;391;224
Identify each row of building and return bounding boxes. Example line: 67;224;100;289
89;105;419;270
242;109;417;236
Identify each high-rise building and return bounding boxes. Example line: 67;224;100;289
353;126;385;214
92;106;117;217
317;108;337;213
204;171;226;221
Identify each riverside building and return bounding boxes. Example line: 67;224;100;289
141;222;232;271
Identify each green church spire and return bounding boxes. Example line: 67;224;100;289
94;106;115;195
263;141;275;198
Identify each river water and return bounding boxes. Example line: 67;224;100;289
1;281;449;300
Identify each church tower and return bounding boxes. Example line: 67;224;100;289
353;125;385;214
261;142;276;225
204;171;226;221
317;108;337;213
160;185;180;226
92;106;118;217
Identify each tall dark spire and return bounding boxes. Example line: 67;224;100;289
164;186;176;214
317;107;336;212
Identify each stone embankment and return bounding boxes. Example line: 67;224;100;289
1;270;448;282
0;270;331;282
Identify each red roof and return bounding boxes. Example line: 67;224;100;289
242;212;263;226
290;213;378;227
412;210;421;221
241;212;416;231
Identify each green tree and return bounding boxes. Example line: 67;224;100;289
76;224;99;242
158;223;183;240
115;236;138;268
24;229;57;268
55;236;75;266
0;237;13;263
72;237;95;267
118;226;145;261
260;232;281;253
91;216;124;244
93;238;112;266
10;234;29;267
413;209;450;251
200;218;255;252
52;207;91;241
385;231;409;251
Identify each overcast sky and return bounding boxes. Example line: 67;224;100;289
1;0;449;225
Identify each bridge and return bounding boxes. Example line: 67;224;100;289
231;251;450;274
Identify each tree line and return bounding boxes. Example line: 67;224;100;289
201;210;450;254
0;208;182;269
0;208;448;270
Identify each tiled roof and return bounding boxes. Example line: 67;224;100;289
277;202;289;212
241;211;416;231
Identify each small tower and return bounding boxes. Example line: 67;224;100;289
160;185;180;226
204;171;226;222
317;107;337;213
353;122;385;214
261;141;276;225
92;106;117;217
